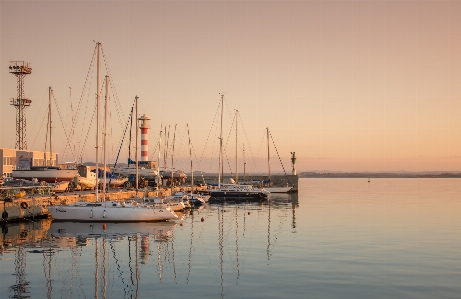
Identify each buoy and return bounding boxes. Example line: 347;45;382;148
180;222;184;226
103;224;107;230
201;217;204;222
248;212;250;215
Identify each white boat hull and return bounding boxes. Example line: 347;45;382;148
264;186;293;193
47;201;178;222
12;169;78;183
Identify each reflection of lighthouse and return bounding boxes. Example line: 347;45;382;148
139;114;150;162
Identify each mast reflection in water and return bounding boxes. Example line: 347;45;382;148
5;179;458;299
0;194;298;299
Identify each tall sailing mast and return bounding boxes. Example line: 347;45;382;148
218;93;224;188
267;127;271;185
235;110;238;183
95;42;101;202
103;75;109;200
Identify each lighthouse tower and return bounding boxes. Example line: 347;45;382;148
138;114;150;162
291;152;297;175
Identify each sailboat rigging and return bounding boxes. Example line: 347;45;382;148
209;94;268;200
47;43;177;221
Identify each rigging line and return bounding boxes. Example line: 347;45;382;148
52;94;77;161
111;100;135;176
269;131;291;184
198;100;221;171
29;93;46;149
101;46;125;128
73;45;97;154
222;112;237;175
76;62;96;158
173;124;188;171
78;104;97;161
237;113;259;172
252;130;266;173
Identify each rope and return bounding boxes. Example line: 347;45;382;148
101;47;125;129
197;100;221;171
237;113;259;173
269;130;291;185
110;100;135;183
73;44;97;158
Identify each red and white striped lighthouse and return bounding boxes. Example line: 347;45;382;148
138;114;150;162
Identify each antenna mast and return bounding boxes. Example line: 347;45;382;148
9;61;32;150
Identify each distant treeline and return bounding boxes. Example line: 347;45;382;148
299;172;461;178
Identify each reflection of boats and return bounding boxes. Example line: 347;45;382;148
48;221;176;240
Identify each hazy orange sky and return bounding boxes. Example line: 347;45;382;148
1;0;460;173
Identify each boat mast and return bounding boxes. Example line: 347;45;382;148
95;42;101;202
48;87;52;166
267;127;271;185
157;125;162;190
235;110;238;184
243;143;246;181
171;124;177;190
218;93;224;188
135;95;139;194
187;123;193;187
103;75;109;200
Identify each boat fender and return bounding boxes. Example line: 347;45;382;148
90;209;93;218
248;212;250;215
201;217;205;222
1;210;8;220
103;210;106;218
20;202;28;209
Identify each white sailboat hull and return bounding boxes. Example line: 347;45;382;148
47;202;178;222
264;186;293;193
12;169;78;183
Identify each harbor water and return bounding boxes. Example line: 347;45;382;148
1;178;460;298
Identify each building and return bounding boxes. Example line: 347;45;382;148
0;148;58;178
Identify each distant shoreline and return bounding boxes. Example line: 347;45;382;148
299;172;461;178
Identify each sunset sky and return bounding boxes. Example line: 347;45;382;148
1;0;460;173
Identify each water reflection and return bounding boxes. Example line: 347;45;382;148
1;194;300;299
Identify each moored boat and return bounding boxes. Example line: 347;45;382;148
12;166;78;183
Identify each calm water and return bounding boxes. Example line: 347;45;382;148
1;178;460;299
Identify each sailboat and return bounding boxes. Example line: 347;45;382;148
47;43;177;222
209;94;268;200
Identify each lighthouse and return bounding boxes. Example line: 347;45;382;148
291;151;297;175
138;114;150;162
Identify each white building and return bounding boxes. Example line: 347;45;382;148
0;148;58;178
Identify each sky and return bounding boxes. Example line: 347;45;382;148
1;0;461;173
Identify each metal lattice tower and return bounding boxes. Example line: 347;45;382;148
9;61;32;150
